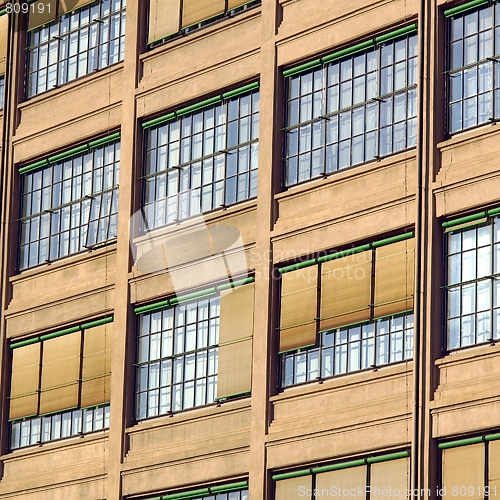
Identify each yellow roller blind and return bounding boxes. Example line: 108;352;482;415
0;14;8;76
217;283;254;398
148;0;181;43
28;0;58;31
228;0;247;8
10;343;40;420
181;0;225;28
275;475;312;500
370;457;410;499
40;332;81;414
316;466;366;500
81;323;112;407
58;0;94;15
320;251;372;331
280;266;318;352
490;440;500;492
374;239;414;318
442;445;484;500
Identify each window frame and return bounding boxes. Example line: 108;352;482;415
445;0;500;134
141;84;259;231
283;25;418;188
26;0;127;98
443;209;500;351
8;317;113;450
147;0;261;48
17;133;120;270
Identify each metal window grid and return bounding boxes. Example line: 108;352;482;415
27;0;126;97
135;296;220;420
142;90;259;230
284;32;418;186
18;139;120;269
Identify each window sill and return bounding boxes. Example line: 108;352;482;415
275;149;417;202
436;342;500;368
140;5;261;65
10;242;116;284
270;361;413;403
437;121;500;152
1;428;109;460
131;197;257;248
126;398;251;435
18;62;124;113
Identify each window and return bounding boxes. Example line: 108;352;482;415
142;84;259;230
446;1;500;133
18;133;120;270
440;434;500;497
273;451;410;500
147;0;261;46
284;26;417;187
9;318;112;450
135;278;255;420
279;233;414;388
27;0;126;98
141;481;249;500
444;209;500;350
0;10;7;109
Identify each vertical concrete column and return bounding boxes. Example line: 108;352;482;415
107;1;140;498
248;2;279;499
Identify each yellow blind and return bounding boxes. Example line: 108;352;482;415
217;283;254;398
58;0;94;15
316;466;366;500
10;343;40;420
370;457;410;499
228;0;247;8
275;475;312;500
489;440;500;492
374;239;415;318
0;14;8;76
320;251;372;331
442;445;484;500
181;0;225;28
148;0;181;43
81;323;113;408
280;267;318;352
40;332;81;414
28;0;58;31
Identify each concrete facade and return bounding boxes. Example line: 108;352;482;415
0;0;497;498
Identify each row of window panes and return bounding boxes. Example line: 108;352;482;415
135;297;220;420
447;3;500;132
281;313;414;387
143;90;259;228
284;33;417;186
446;218;500;349
27;0;126;97
10;404;110;450
19;140;120;269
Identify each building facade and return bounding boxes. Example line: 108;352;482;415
0;0;498;498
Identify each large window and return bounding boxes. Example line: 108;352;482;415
134;279;255;420
444;209;500;350
141;481;249;500
0;10;8;109
147;0;260;46
9;318;112;450
142;84;259;229
284;25;417;187
440;434;500;497
18;133;120;270
27;0;126;97
446;1;500;134
273;451;410;500
279;233;414;388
